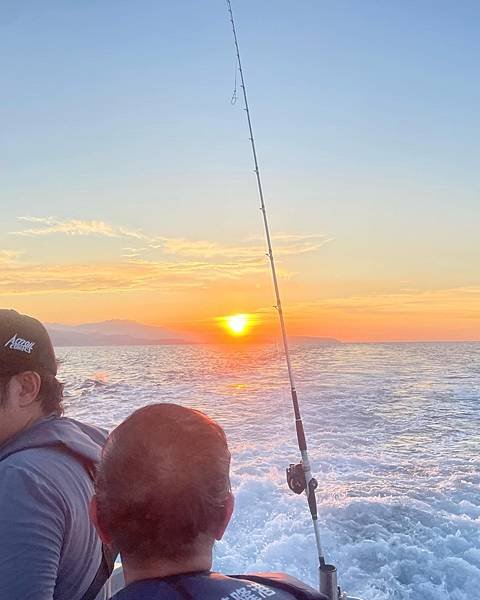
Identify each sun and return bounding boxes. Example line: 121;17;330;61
225;314;249;336
218;313;258;338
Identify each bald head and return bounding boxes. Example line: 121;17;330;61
94;404;231;565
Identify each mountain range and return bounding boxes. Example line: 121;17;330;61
46;319;194;346
45;320;341;346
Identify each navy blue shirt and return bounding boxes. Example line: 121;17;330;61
112;571;326;600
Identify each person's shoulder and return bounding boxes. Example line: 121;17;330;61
0;454;62;513
0;445;90;504
60;415;109;443
230;572;328;600
107;571;328;600
0;446;57;472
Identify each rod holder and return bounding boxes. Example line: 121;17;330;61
319;563;338;600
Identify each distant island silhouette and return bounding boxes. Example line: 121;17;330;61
46;319;192;346
46;319;341;346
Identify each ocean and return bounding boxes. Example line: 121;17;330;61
59;342;480;600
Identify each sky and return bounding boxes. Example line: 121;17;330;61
1;1;479;342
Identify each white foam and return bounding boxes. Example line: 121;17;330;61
61;342;480;599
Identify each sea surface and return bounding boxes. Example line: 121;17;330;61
58;342;480;600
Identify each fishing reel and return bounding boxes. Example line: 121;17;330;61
286;462;318;495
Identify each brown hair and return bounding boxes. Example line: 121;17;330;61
95;403;231;564
37;371;64;416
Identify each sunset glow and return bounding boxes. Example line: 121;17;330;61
225;314;250;336
1;3;479;343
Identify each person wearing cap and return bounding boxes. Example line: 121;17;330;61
91;403;327;600
0;309;111;600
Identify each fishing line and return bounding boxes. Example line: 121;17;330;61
231;63;238;105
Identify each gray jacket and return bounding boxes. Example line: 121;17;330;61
0;414;108;600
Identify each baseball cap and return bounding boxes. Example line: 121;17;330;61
0;309;57;377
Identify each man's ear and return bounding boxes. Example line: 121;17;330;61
15;371;42;407
90;495;113;545
215;492;235;541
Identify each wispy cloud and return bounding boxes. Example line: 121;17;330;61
154;233;331;259
12;216;148;240
121;247;147;259
0;250;22;264
291;287;480;319
0;254;270;296
10;217;330;263
0;260;201;296
3;216;331;296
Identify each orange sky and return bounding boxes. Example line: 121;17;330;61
1;3;479;343
2;235;479;342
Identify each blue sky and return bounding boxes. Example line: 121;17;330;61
1;1;479;339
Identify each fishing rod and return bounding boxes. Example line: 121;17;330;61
225;3;344;599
